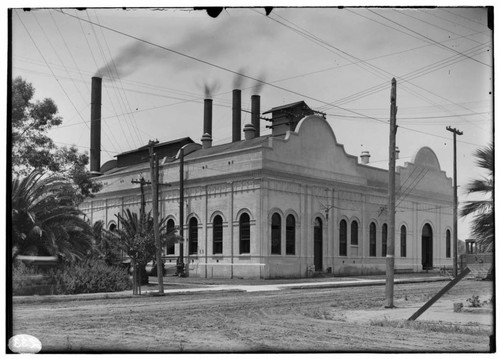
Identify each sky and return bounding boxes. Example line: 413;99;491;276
9;4;493;240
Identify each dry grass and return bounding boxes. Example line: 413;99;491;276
369;317;491;336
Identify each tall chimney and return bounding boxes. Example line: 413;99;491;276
90;76;102;173
251;95;260;137
232;89;241;142
204;99;213;136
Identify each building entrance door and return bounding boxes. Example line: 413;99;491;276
314;217;323;271
421;224;433;270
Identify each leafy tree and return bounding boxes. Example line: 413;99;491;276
11;170;94;261
460;143;494;251
11;76;101;201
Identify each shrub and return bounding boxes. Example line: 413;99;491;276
12;261;48;295
466;295;482;308
51;259;131;295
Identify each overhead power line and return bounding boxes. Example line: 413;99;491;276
55;9;487;149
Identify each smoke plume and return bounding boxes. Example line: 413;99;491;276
252;71;267;95
203;80;221;99
94;12;276;81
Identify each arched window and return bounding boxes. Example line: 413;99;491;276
400;225;407;257
239;213;250;254
271;213;281;255
339;219;347;256
188;217;198;255
382;223;388;257
285;214;296;255
351;221;359;246
108;223;117;232
213;215;223;255
446;229;451;258
369;222;377;257
166;219;175;255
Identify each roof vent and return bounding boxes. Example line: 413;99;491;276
360;150;371;164
243;123;256;140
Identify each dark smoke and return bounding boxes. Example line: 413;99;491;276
233;67;247;89
252;71;267;95
94;13;276;81
95;42;161;79
203;80;221;99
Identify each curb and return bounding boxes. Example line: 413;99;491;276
12;288;246;304
287;277;450;290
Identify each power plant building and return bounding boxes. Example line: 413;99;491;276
81;79;454;278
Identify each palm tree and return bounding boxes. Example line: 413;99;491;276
460;143;494;251
106;209;175;292
11;170;93;261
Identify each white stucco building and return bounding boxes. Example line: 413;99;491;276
81;99;454;279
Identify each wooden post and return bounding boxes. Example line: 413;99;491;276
446;126;463;277
131;177;150;295
178;147;185;276
149;140;164;294
386;78;397;308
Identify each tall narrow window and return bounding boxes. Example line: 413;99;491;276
400;225;407;257
286;214;296;255
239;213;250;254
382;223;388;257
271;213;281;255
166;219;175;255
339;219;347;256
351;221;359;246
369;222;377;257
188;217;198;255
446;230;451;258
213;215;223;255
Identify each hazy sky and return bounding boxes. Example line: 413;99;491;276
10;5;493;239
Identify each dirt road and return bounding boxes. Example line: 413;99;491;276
12;279;493;353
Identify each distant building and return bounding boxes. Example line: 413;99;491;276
81;94;454;278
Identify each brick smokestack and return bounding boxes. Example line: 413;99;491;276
251;95;260;137
232;89;241;142
204;98;213;136
90;76;102;173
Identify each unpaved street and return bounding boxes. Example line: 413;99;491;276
12;279;493;353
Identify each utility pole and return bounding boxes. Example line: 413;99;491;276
148;140;164;294
386;78;397;308
446;126;463;277
131;176;150;295
178;147;185;276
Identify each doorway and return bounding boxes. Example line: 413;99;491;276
314;217;323;271
421;223;433;270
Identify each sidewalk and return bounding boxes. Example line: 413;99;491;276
13;273;451;304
